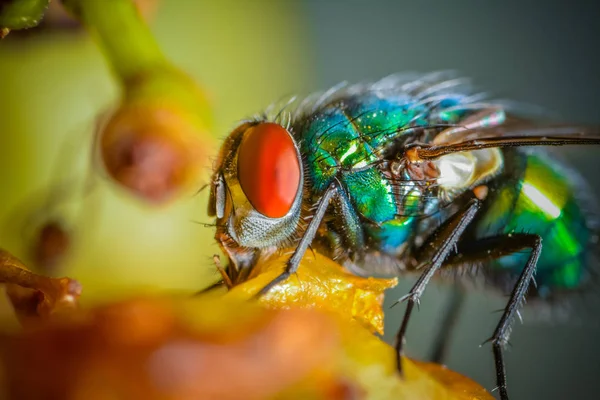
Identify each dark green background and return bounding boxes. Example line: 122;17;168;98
302;1;600;399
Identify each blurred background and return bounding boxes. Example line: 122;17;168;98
0;1;599;399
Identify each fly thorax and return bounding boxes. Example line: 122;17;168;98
380;158;438;216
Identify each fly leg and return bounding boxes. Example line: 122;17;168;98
429;286;466;364
395;198;481;373
193;280;225;296
192;256;230;295
444;233;542;400
256;181;338;296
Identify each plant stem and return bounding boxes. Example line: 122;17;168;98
62;0;166;82
0;0;50;33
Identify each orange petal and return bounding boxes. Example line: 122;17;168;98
223;250;493;399
0;296;339;400
0;248;493;399
411;360;494;400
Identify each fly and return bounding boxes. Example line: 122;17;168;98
207;72;600;400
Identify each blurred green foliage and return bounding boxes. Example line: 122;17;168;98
0;0;312;305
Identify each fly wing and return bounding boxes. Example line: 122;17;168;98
429;107;600;154
420;125;600;159
382;110;600;221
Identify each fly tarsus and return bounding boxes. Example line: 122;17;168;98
445;233;543;400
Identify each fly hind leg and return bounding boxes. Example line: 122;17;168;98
446;233;543;400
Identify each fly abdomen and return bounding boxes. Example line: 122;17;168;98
473;150;595;297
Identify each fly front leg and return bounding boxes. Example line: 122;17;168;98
256;181;338;297
394;197;481;373
445;233;542;400
192;255;233;295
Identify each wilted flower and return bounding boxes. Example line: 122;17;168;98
0;248;493;399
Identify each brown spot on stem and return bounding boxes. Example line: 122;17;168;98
32;221;71;274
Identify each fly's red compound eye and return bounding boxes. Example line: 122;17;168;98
237;122;301;218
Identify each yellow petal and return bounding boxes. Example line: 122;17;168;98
223;250;493;399
225;250;397;335
0;248;493;399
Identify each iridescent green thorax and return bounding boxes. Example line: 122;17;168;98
292;87;595;290
294;93;470;257
475;151;592;294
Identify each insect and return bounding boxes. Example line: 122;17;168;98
207;72;600;399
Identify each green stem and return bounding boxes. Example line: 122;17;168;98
63;0;166;82
0;0;50;33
